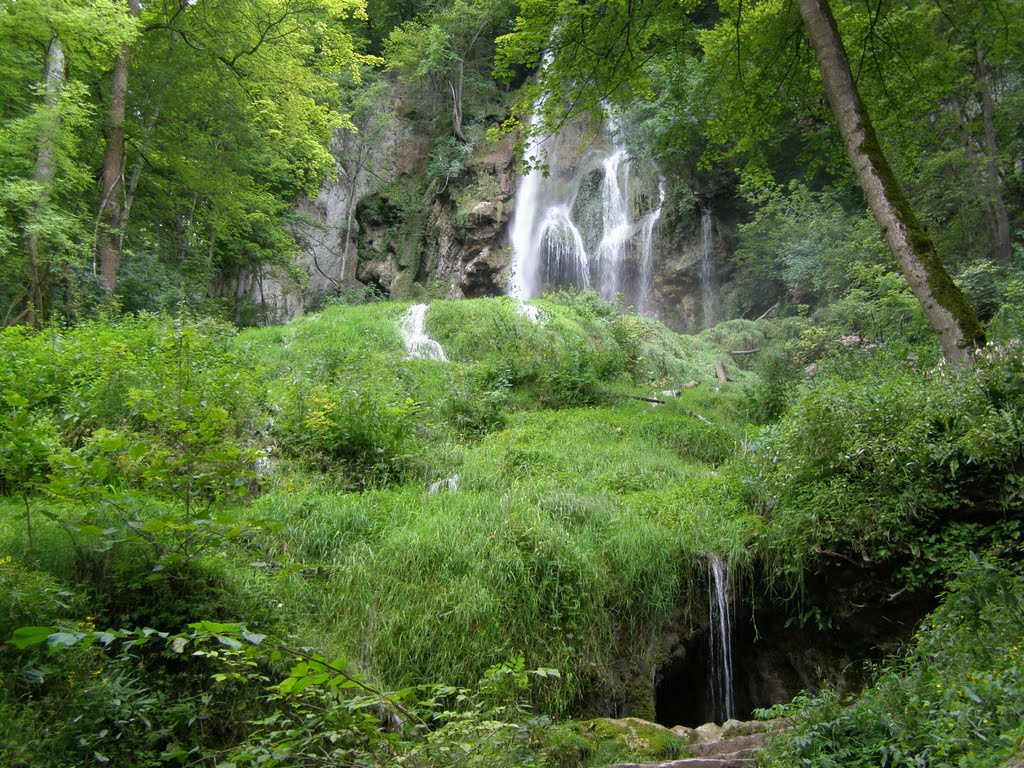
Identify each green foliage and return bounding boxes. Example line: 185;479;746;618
385;0;517;131
0;0;379;323
6;621;560;768
9;294;1022;768
276;384;423;484
728;181;889;311
427;135;474;188
757;341;1024;587
762;560;1024;768
0;555;78;641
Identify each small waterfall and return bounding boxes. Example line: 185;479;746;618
707;555;734;723
517;301;543;324
637;179;666;316
700;207;715;328
400;303;448;361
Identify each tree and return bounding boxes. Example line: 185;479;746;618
97;0;140;301
795;0;985;363
385;0;518;141
1;0;377;317
25;36;65;326
0;0;136;321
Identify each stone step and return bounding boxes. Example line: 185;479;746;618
687;732;770;757
605;759;756;768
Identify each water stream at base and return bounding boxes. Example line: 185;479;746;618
400;303;448;361
708;555;734;722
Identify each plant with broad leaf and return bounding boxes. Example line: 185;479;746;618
10;622;560;768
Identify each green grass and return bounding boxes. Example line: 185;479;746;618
236;482;744;715
0;294;770;762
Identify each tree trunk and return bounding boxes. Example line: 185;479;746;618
97;0;140;301
25;36;66;327
796;0;985;364
975;47;1012;262
449;61;467;143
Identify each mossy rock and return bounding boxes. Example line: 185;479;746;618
584;717;688;761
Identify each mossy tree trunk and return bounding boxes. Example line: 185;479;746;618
796;0;986;365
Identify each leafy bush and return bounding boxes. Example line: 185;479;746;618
275;383;423;485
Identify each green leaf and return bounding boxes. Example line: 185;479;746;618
48;631;85;648
290;672;330;695
241;630;267;646
189;621;244;635
216;634;243;650
10;626;53;649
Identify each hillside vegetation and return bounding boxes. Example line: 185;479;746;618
1;294;1022;766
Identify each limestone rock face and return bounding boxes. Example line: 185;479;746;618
214;90;518;321
350;127;517;301
649;205;732;334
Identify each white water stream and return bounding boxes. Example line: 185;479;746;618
637;179;666;315
595;127;632;301
708;555;735;722
400;303;448;361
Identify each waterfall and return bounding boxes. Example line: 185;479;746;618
508;98;664;309
509;52;555;301
707;555;734;723
637;179;666;316
536;205;590;291
700;207;715;328
400;303;448;361
508;108;546;300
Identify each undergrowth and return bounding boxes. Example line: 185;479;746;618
761;560;1024;768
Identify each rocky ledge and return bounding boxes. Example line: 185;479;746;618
595;716;788;768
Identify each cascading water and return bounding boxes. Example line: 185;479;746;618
700;207;715;328
536;205;590;291
508;97;664;312
400;303;448;361
508;53;590;302
637;179;666;316
708;555;734;723
595;129;632;301
508;107;546;301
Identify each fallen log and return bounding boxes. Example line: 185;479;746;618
715;359;734;382
623;395;665;404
